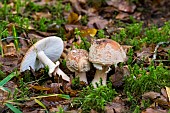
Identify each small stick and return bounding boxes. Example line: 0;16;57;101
152;41;170;61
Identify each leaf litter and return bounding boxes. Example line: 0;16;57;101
0;0;170;112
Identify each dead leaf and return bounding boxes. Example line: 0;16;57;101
142;91;163;100
90;109;98;113
105;102;126;113
116;12;129;20
31;85;51;91
111;66;130;87
142;108;167;113
68;12;80;24
80;28;97;37
70;0;87;14
32;12;52;21
88;16;108;29
117;0;136;13
3;42;17;57
142;91;170;109
0;55;19;73
165;86;170;101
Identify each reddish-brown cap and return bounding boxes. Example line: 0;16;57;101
66;49;90;72
89;38;126;67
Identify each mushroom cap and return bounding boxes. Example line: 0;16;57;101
66;49;90;72
89;38;126;67
20;36;64;72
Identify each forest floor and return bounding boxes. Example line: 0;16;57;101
0;0;170;113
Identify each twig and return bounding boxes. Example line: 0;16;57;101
152;41;170;61
1;36;30;41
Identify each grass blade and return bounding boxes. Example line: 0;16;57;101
34;98;47;110
57;94;70;99
5;103;22;113
0;72;16;86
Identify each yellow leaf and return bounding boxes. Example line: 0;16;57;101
31;86;50;91
81;28;97;37
34;99;47;110
165;86;170;101
68;12;79;24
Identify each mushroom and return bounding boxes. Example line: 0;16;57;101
20;36;70;82
89;38;126;87
66;49;90;84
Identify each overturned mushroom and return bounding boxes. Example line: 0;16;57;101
66;49;90;84
20;36;70;82
89;38;126;87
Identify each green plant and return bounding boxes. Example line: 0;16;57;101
97;29;105;39
0;0;10;19
80;15;88;26
74;28;91;51
26;1;44;12
12;25;19;51
57;106;64;113
72;82;117;112
35;17;50;31
123;63;170;112
14;78;30;99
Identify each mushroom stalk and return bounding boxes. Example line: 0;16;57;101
92;67;108;88
37;51;70;81
92;70;107;88
75;72;88;84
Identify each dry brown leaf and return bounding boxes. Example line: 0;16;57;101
90;109;98;113
116;12;129;20
111;66;130;87
32;12;52;21
117;0;136;13
142;108;167;113
105;96;126;113
68;12;80;24
165;86;170;101
0;55;19;73
88;16;108;29
161;88;168;100
70;0;87;14
142;91;170;109
142;91;162;100
106;0;136;13
31;85;51;91
3;42;17;57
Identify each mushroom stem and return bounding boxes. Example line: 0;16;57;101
92;67;108;88
37;51;70;81
75;72;88;84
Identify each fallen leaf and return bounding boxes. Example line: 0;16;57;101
70;0;87;14
106;0;136;13
3;42;17;57
142;108;167;113
31;85;51;91
68;12;80;24
161;88;168;99
80;28;97;37
32;12;52;21
116;12;129;20
88;16;108;29
110;66;130;87
117;0;136;13
142;91;170;109
0;56;19;73
105;102;126;113
165;86;170;101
